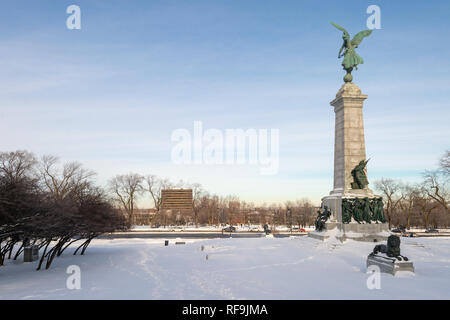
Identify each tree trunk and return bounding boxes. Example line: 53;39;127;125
7;240;17;259
81;239;92;255
37;240;51;271
13;242;25;260
195;212;198;228
73;240;86;255
57;238;80;257
45;241;64;270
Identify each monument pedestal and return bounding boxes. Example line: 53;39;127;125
367;254;415;276
309;220;389;242
309;82;390;242
308;222;338;240
321;192;389;242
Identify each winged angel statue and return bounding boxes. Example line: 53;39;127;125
331;22;373;83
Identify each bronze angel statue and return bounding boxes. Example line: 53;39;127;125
331;22;373;83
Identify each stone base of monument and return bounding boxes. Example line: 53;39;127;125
308;223;389;242
308;222;338;241
367;254;415;276
308;190;390;242
308;231;331;241
339;222;390;242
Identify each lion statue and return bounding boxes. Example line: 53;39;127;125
371;235;408;261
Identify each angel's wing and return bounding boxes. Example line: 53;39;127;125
351;30;373;47
331;22;349;36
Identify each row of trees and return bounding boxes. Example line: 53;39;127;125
374;150;449;229
0;151;126;270
107;172;318;228
181;196;316;228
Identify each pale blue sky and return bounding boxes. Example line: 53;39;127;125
0;1;449;206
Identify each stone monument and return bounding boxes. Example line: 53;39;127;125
309;23;389;242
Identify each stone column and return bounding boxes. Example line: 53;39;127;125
329;82;372;195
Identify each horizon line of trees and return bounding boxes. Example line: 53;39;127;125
1;149;449;270
107;174;319;228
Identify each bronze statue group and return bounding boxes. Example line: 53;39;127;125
314;198;385;232
342;197;386;224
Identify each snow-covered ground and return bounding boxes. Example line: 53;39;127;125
1;236;449;299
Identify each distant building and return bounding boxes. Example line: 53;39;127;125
132;209;156;225
161;189;193;216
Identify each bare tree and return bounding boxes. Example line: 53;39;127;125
227;196;241;226
374;178;404;229
144;175;173;226
269;204;283;232
399;184;420;230
108;173;144;226
0;150;37;184
206;195;219;225
39;155;95;200
196;193;211;225
296;198;314;227
190;183;204;227
439;150;450;176
284;201;294;231
415;186;439;229
423;170;449;214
